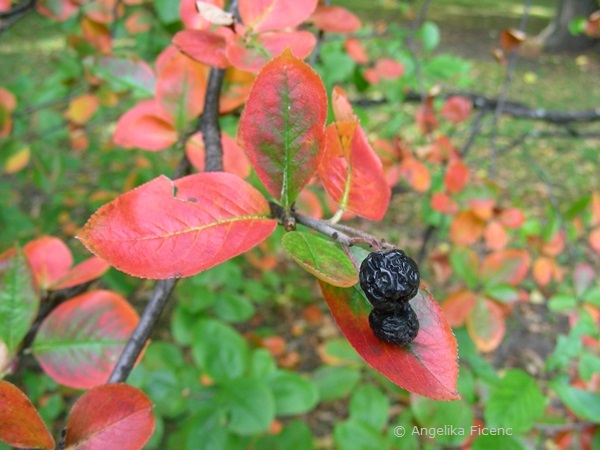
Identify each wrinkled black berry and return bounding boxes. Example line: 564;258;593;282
368;305;419;346
359;249;420;311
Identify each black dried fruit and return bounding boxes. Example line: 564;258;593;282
359;249;420;311
368;304;419;346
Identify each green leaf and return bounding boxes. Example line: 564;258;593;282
456;328;499;384
458;365;476;404
548;293;576;312
585;287;600;307
213;292;255;323
419;21;441;52
266;371;319;416
387;411;419;450
192;319;249;381
218;378;275;435
153;0;182;25
251;349;276;378
313;366;361;401
349;384;390;431
334;419;387;450
471;434;526;450
181;405;232;450
323;338;361;363
0;248;38;365
579;354;600;382
449;247;478;289
254;420;314;450
484;284;520;304
569;17;588;35
551;377;600;422
281;232;357;287
411;396;472;445
485;369;546;433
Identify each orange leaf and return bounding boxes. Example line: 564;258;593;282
498;207;525;229
219;67;254;113
430;192;458;215
500;28;526;53
0;381;54;450
480;249;531;286
185;131;251;178
399;157;431;192
533;256;554;286
51;256;110;290
310;5;361;33
320;283;460;400
344;37;369;65
172;29;230;69
64;94;100;125
65;384;155;449
78;173;276;279
469;198;495;221
449;211;484;245
590;228;600;254
415;97;438;135
542;231;565;257
467;298;506;352
441;289;477;328
484;220;509;251
591;192;600;226
81;17;112;54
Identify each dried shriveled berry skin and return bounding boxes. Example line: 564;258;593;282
368;304;419;346
359;249;420;311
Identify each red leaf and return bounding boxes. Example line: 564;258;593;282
331;85;357;124
319;124;390;220
33;290;139;389
415;97;438;135
51;256;110;290
319;282;460;400
440;96;472;124
444;159;470;193
467;298;506;352
65;384;155;449
480;249;531;286
430;192;458;215
450;211;484;245
441;289;477;327
185;131;251;178
238;0;318;33
590;228;600;254
77;173;276;279
344;37;369;65
226;30;317;73
173;29;230;69
498;207;525;228
310;5;361;34
155;51;208;130
113;99;177;151
0;380;54;450
23;236;73;291
373;58;404;80
484;220;509;251
238;50;326;208
180;0;224;30
542;231;565;257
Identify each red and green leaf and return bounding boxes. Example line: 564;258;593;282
441;289;477;327
77;173;277;279
238;50;327;209
480;249;531;287
0;380;54;450
281;231;358;287
466;298;506;352
319;282;459;400
33;290;139;389
65;384;155;450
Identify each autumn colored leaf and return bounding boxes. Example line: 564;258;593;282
219;67;254;113
449;211;485;245
0;248;38;372
331;86;357;124
238;0;318;33
282;231;357;287
444;159;470;194
65;384;155;449
484;220;509;251
533;256;554;286
155;51;208;130
373;58;404;80
500;28;526;52
185;131;251;178
0;87;16;137
319;124;390;220
36;0;78;21
590;228;600;254
415;97;438;135
431;192;458;215
480;249;531;287
467;298;506;352
0;380;54;450
469;198;496;221
344;37;369;65
238;50;327;209
441;289;477;328
125;10;153;34
83;0;123;24
309;5;361;34
113;99;177;151
226;29;317;73
78;173;277;279
542;231;565;257
81;17;112;54
295;188;324;219
399;157;431;193
180;0;225;30
64;94;99;125
23;236;73;291
92;55;156;96
319;282;460;400
590;192;600;226
573;263;594;297
33;290;139;389
498;207;525;228
3;145;30;174
173;29;230;69
52;256;110;290
440;96;472;124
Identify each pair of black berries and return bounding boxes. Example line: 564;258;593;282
359;249;420;346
